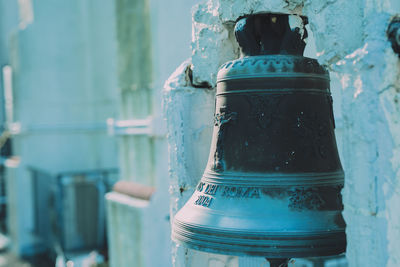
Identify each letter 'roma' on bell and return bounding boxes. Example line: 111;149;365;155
172;14;346;259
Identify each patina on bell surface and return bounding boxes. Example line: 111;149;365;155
172;14;346;259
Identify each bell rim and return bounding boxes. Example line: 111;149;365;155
172;218;346;258
171;238;346;258
174;218;346;236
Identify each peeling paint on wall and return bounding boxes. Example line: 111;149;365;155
165;0;400;266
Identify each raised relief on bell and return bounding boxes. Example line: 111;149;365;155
194;195;213;207
221;186;261;198
196;182;205;192
213;106;238;172
293;111;330;159
247;95;281;129
327;95;336;129
288;188;325;210
204;184;218;195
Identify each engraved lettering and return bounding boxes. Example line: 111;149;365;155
242;187;251;198
204;184;218;195
194;195;213;207
222;186;230;197
221;186;261;198
235;187;243;197
250;188;260;198
196;182;205;192
230;187;237;196
203;196;212;207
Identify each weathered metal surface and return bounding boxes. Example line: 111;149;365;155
172;14;345;259
234;14;308;57
267;258;290;267
387;16;400;57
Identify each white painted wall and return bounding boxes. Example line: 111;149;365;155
165;0;400;267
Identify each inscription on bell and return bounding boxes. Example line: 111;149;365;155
172;15;346;257
197;182;205;192
194;195;212;207
204;184;218;195
221;186;260;198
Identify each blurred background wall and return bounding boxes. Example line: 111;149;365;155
0;0;196;266
0;0;119;260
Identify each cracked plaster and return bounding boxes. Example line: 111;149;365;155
165;0;400;266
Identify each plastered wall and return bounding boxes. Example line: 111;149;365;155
164;0;400;266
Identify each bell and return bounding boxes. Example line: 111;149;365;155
172;14;346;262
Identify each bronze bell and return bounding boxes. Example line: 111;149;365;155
172;14;346;263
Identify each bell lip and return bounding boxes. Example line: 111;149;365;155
172;238;346;259
172;221;346;258
172;239;346;258
217;55;329;83
174;220;346;238
172;184;346;258
173;214;346;237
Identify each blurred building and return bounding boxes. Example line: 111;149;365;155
0;0;119;262
0;0;195;266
